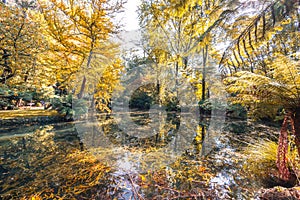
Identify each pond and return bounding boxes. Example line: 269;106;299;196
0;111;280;199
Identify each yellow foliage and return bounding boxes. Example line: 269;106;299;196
0;126;111;199
140;0;225;89
38;0;118;88
225;54;300;119
0;2;49;89
94;59;124;112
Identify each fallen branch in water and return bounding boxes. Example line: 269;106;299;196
127;174;145;200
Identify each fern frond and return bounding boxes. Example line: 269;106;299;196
225;69;300;118
220;0;300;74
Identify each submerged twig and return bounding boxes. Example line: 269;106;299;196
127;174;145;200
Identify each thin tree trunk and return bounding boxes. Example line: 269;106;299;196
175;61;179;99
77;49;93;99
200;45;208;117
77;76;86;99
201;46;208;102
183;57;188;70
156;79;160;104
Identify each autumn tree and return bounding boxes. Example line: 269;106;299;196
139;0;236;112
0;0;46;86
38;0;124;110
0;0;59;108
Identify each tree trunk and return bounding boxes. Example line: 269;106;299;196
200;45;208;117
175;61;179;99
77;76;86;99
183;57;188;70
276;109;300;181
156;80;160;105
201;46;208;103
0;49;14;84
77;49;93;99
291;109;300;156
276;113;291;180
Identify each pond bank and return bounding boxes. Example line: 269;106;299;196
0;110;65;126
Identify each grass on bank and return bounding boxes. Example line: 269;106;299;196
0;109;60;119
243;139;300;187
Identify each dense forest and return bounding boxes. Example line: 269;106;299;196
0;0;300;199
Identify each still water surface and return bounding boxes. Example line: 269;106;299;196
0;112;270;199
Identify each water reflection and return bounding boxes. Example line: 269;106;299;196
0;114;261;199
0;124;113;199
77;109;205;172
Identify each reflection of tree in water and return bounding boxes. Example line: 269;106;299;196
0;126;113;199
78;111;202;171
100;112;180;149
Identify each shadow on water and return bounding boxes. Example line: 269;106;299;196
0;111;272;199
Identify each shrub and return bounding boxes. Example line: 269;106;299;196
51;95;88;121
